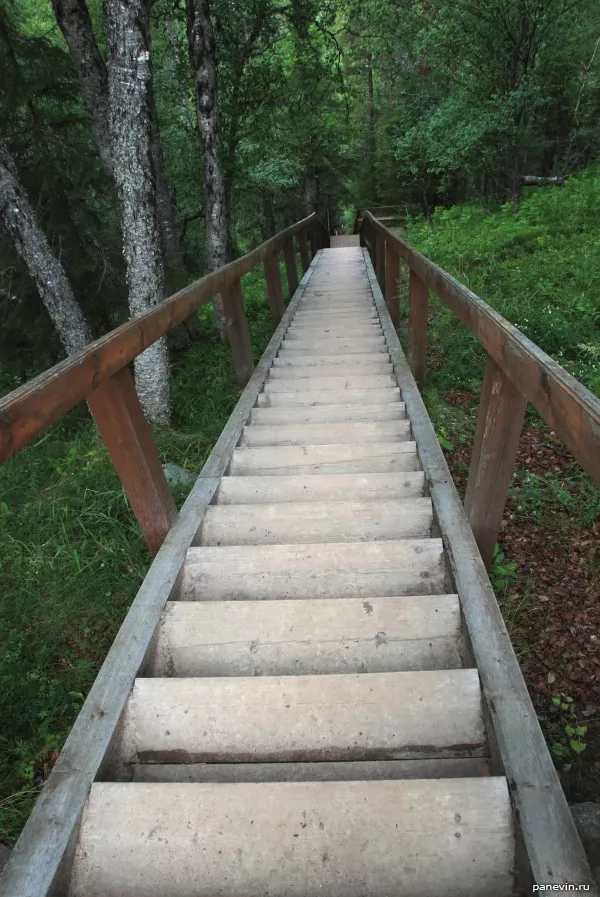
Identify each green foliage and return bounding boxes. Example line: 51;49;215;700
404;165;600;397
549;695;587;768
489;545;519;598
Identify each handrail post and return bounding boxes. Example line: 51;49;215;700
385;244;400;327
264;248;285;326
309;224;319;258
375;234;386;293
221;279;254;387
464;355;527;569
298;229;310;272
87;367;177;555
408;269;428;390
282;237;299;299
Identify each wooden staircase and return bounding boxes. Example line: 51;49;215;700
1;235;598;896
68;247;509;895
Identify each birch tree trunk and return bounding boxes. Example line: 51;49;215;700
186;0;227;338
0;135;92;355
105;0;171;426
51;0;183;271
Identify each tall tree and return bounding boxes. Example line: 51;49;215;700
105;0;171;426
50;0;183;270
0;134;92;356
186;0;228;337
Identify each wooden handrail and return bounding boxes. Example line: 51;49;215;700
0;213;318;554
0;213;317;463
361;209;600;567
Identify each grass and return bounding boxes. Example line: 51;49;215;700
0;262;286;844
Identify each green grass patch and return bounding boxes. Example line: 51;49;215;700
0;264;277;843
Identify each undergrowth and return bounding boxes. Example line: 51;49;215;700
0;264;280;843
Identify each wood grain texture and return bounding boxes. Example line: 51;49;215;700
0;214;317;462
282;237;299;298
264;249;286;326
464;355;527;568
365;247;598;893
408;268;429;390
363;211;600;488
221;279;254;387
298;229;310;272
87;368;177;555
385;244;401;327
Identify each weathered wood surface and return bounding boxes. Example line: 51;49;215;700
0;214;317;463
264;249;286;326
0;255;319;897
365;249;598;892
408;269;429;390
385;243;400;326
363;211;600;488
330;235;360;247
221;280;254;387
87;368;177;555
282;237;299;298
298;229;310;272
464;356;528;568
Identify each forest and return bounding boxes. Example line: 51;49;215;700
1;0;600;845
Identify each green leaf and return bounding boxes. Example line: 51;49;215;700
564;724;575;736
570;740;587;754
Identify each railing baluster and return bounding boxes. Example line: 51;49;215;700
375;235;386;293
385;243;400;327
309;224;319;257
464;354;527;569
282;237;299;299
87;367;177;555
408;269;429;390
221;279;254;387
298;229;310;272
264;248;286;326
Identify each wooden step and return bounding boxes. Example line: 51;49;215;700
263;374;395;392
215;472;425;503
249;404;405;424
146;594;460;677
181;539;446;600
287;325;382;337
228;442;418;475
239;420;410;446
118;670;484;765
200;498;431;544
70;779;515;897
269;362;392;378
133;758;491;783
281;338;386;352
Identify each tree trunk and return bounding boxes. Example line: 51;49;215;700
105;0;171;426
0;135;92;355
51;0;183;272
186;0;227;339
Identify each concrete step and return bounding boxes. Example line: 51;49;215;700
239;420;410;446
146;594;460;677
118;669;484;766
228;441;419;475
181;538;446;600
249;404;405;424
200;497;431;545
69;778;515;897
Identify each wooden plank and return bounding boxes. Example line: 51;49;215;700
221;279;254;387
0;250;321;897
298;229;310;272
385;243;401;327
364;248;598;893
264;249;286;326
464;355;527;569
375;234;386;292
215;472;425;504
408;268;428;390
364;212;600;488
117;670;485;765
309;224;319;257
69;779;515;897
0;214;317;463
87;368;177;555
228;441;419;476
282;237;299;298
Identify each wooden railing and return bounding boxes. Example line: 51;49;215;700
360;210;600;569
0;213;329;554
